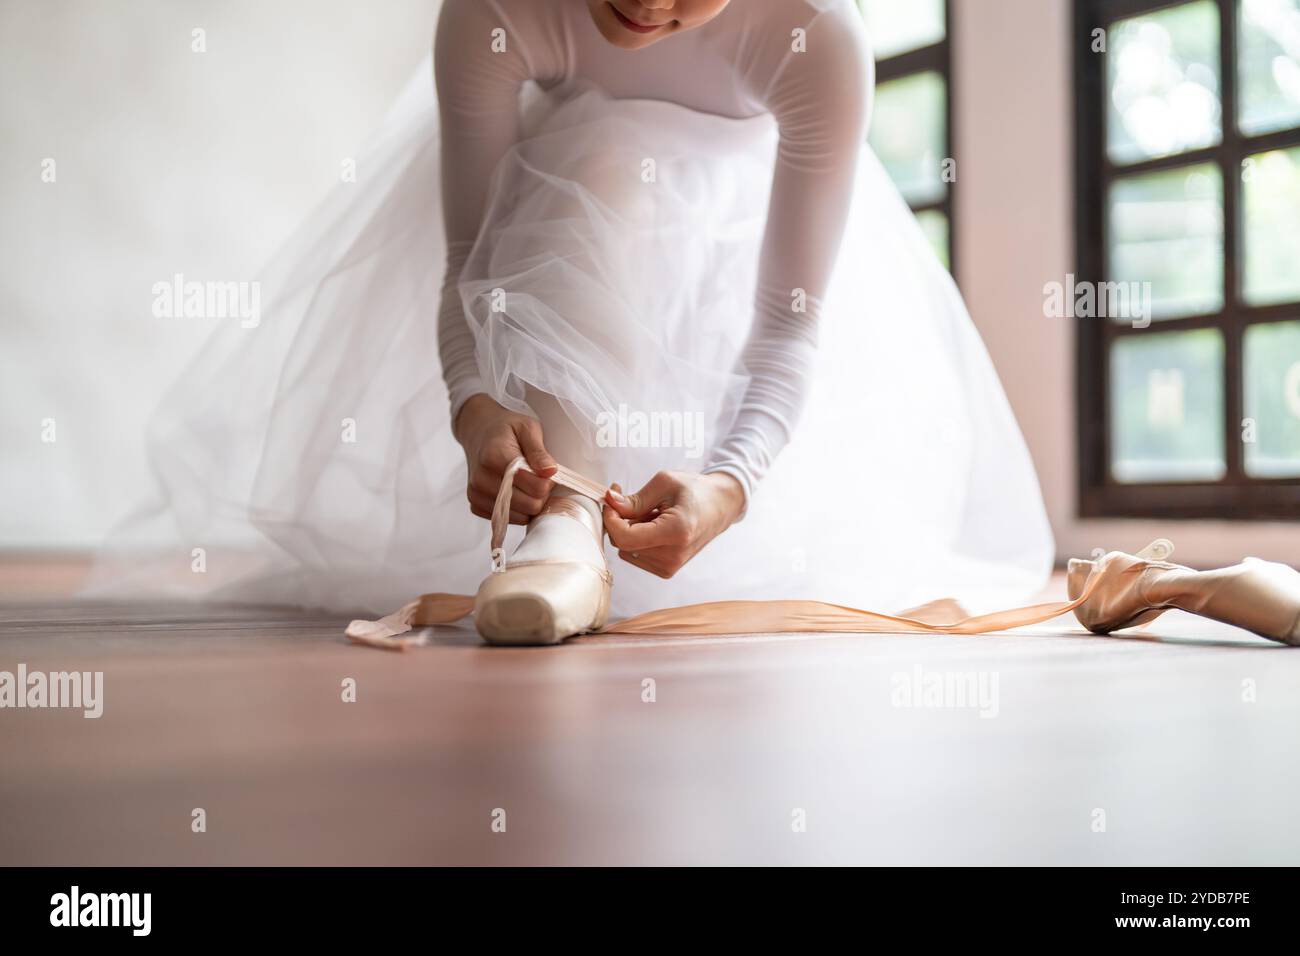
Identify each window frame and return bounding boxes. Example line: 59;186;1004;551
1074;0;1300;520
867;0;957;275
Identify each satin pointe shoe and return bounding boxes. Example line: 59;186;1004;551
1067;539;1300;645
474;495;613;646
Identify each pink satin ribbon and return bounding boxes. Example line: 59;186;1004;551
346;457;1100;650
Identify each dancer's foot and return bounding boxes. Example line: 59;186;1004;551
1068;541;1300;645
474;491;612;645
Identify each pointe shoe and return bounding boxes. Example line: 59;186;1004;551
1068;540;1300;645
474;496;613;646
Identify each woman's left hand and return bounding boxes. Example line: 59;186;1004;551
602;471;745;578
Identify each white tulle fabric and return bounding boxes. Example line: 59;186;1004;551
89;5;1054;619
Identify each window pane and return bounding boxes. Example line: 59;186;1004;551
914;209;949;270
869;71;947;206
860;0;945;60
1108;163;1224;319
1243;146;1300;305
1107;0;1222;164
1240;0;1300;135
1244;321;1300;477
1110;329;1225;482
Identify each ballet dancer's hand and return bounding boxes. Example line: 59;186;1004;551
453;394;557;524
602;471;745;578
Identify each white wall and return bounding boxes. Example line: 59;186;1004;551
0;0;437;547
953;0;1298;567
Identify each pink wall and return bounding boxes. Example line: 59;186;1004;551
953;0;1298;567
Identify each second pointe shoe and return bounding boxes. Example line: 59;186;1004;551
475;494;613;646
1067;540;1300;645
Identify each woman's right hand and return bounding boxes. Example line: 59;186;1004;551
453;394;557;524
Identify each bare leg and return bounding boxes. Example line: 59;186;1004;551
523;386;610;486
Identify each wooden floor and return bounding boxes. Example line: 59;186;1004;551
2;557;1298;866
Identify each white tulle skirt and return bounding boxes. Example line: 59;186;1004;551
91;61;1054;619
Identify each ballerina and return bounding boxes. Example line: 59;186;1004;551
94;0;1058;640
434;0;1053;642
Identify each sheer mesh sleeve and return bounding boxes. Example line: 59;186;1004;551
434;0;534;423
702;4;873;510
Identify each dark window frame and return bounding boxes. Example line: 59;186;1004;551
869;0;956;276
1074;0;1300;520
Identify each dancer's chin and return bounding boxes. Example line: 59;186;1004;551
591;1;677;49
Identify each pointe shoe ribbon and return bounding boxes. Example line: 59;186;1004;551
488;456;609;573
345;465;1300;650
346;459;1110;649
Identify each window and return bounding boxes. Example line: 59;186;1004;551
1076;0;1300;519
859;0;955;271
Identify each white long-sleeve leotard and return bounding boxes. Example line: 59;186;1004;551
435;0;872;503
